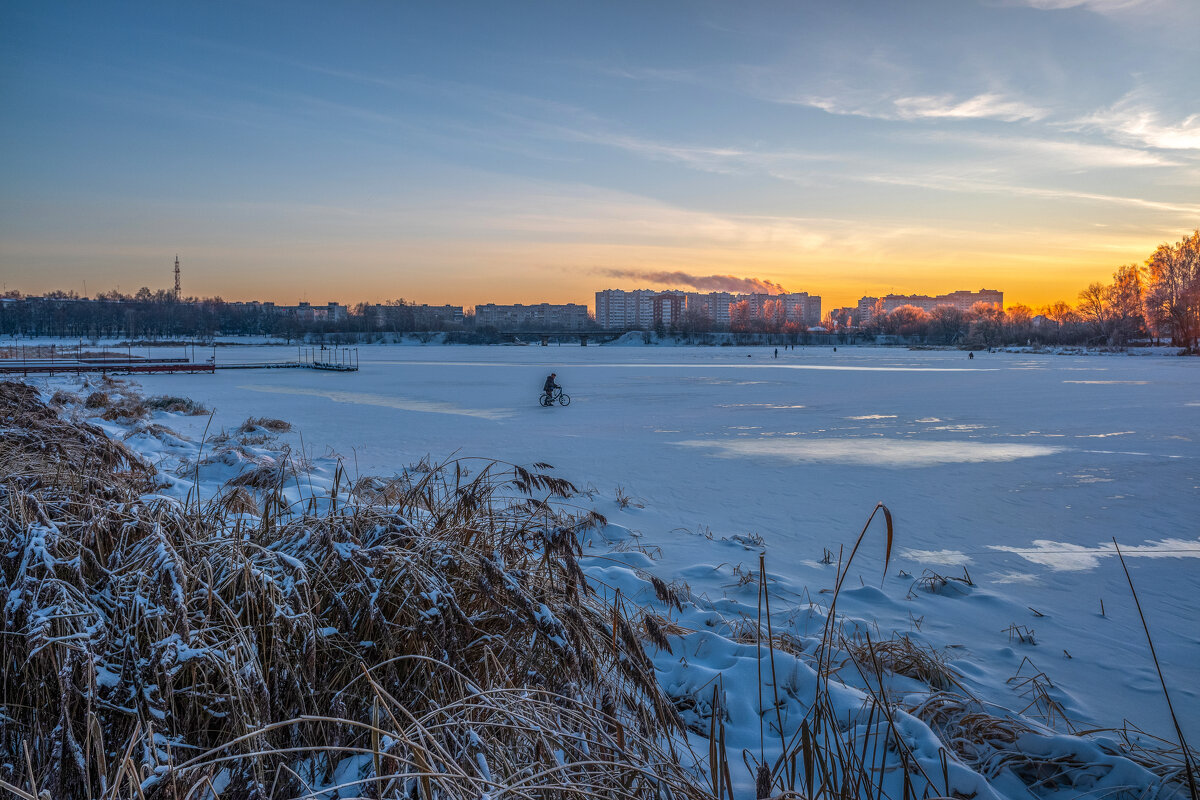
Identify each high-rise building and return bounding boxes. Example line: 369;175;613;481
682;292;734;327
595;289;662;329
595;288;820;329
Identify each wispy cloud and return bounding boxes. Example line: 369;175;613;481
862;171;1200;216
923;131;1182;167
892;93;1048;122
596;269;788;294
509;116;837;178
1074;95;1200;150
1013;0;1161;13
797;91;1046;123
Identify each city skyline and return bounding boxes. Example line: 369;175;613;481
2;1;1198;311
7;274;1006;316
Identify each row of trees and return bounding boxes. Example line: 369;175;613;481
0;291;298;340
827;230;1198;350
0;293;475;340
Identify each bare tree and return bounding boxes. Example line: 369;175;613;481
882;305;930;338
1108;264;1145;345
1077;282;1112;342
1144;230;1200;350
927;304;966;344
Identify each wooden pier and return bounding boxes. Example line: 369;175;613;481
0;346;358;376
0;360;216;376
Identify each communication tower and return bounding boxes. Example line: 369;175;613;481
174;255;181;300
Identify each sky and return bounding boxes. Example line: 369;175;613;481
1;0;1198;312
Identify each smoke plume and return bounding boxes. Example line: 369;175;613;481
598;269;787;295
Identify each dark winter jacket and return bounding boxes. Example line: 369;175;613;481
543;376;558;393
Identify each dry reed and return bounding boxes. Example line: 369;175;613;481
1;381;706;799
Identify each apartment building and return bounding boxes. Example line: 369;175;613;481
359;303;464;329
773;292;822;326
594;289;669;329
856;296;879;324
275;302;348;322
410;304;464;327
595;288;821;329
875;289;1003;315
681;291;737;327
474;302;589;330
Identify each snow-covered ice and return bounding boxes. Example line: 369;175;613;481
34;343;1199;771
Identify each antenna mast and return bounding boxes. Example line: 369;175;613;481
174;255;181;300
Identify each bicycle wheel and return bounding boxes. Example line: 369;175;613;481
558;393;571;406
539;394;552;407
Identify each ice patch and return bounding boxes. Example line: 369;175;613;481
845;414;897;420
900;549;972;566
674;438;1065;467
721;403;807;409
990;538;1200;571
993;571;1039;585
926;424;988;431
1076;431;1135;438
238;385;512;420
1063;380;1149;385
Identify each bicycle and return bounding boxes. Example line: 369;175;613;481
539;387;571;407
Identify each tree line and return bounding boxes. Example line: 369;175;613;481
0;293;477;341
829;230;1198;350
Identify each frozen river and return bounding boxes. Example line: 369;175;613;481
112;343;1200;739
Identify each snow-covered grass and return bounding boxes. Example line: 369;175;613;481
4;343;1198;798
1;380;711;799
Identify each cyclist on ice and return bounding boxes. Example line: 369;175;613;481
543;373;561;404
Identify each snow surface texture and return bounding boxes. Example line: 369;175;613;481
25;342;1199;797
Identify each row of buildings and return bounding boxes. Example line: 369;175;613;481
594;289;823;330
280;288;1000;331
7;287;1003;332
210;300;588;330
249;302;464;327
849;289;1003;324
474;303;589;329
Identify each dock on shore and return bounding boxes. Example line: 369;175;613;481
0;347;359;376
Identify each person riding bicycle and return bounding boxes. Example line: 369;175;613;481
542;373;560;404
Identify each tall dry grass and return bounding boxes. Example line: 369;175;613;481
1;381;705;799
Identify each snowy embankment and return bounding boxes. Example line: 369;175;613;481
3;364;1196;799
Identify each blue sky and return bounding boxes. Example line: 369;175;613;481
2;0;1197;309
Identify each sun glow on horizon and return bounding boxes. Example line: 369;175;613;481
1;2;1196;312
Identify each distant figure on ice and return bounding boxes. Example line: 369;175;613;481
969;352;974;360
542;372;560;404
774;348;778;358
